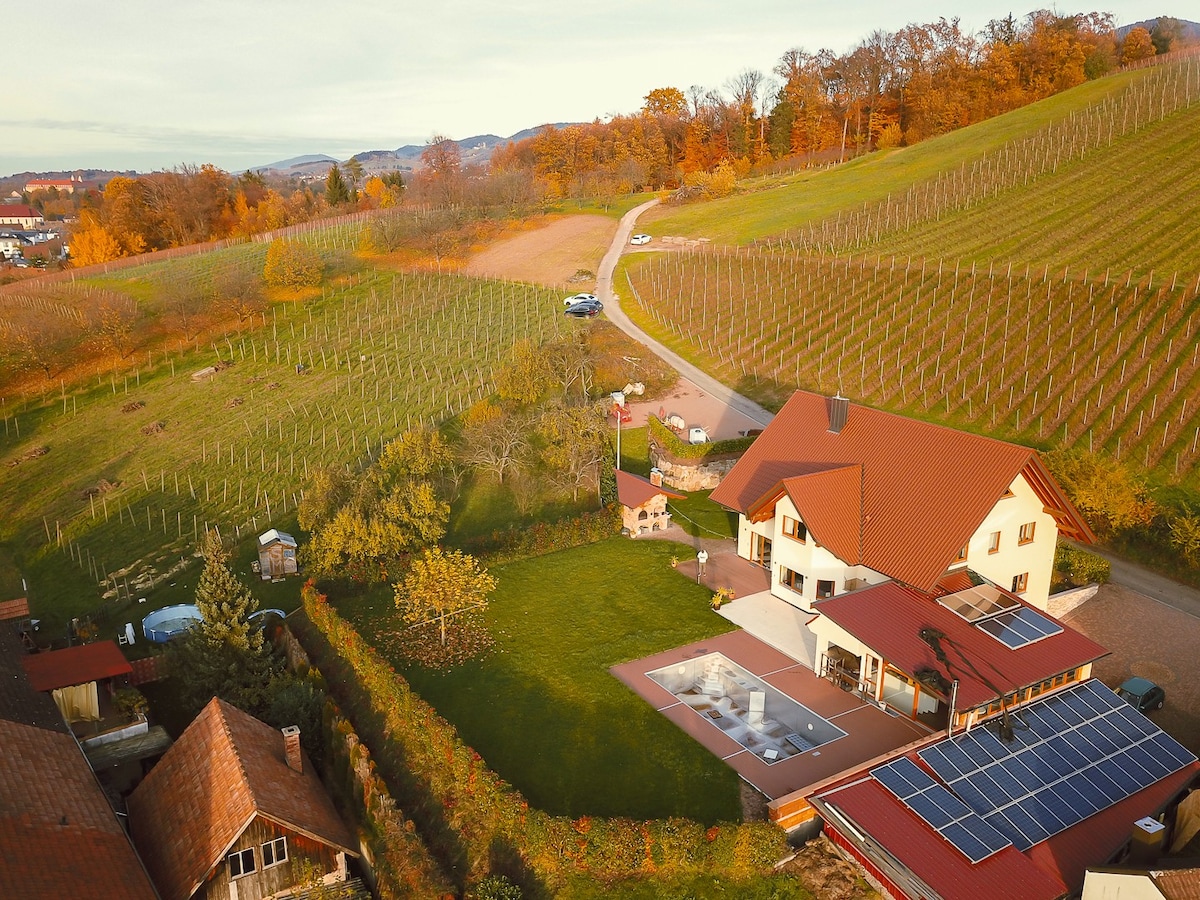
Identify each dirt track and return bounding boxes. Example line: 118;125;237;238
461;214;616;289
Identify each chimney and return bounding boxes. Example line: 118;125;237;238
1129;816;1166;865
282;726;302;774
828;395;850;433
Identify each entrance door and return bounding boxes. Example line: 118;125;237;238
751;533;772;568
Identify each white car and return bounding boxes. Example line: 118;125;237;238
630;234;652;245
563;292;597;306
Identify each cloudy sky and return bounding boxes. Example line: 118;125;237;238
3;1;1169;176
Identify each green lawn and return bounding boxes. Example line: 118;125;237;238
668;490;737;541
338;537;742;822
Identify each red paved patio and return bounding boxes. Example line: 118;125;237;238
675;549;771;598
612;630;933;801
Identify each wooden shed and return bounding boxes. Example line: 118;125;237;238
257;529;298;580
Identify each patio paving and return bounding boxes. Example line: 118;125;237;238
612;630;932;801
676;549;771;599
716;590;819;670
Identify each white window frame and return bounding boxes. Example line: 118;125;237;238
262;836;288;868
228;847;256;879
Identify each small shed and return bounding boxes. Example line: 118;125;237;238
21;640;133;723
615;468;686;537
257;528;298;579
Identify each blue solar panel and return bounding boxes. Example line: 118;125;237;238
976;606;1062;648
916;681;1197;853
873;757;934;799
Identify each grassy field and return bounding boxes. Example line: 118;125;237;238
335;537;742;822
0;249;567;633
641;65;1159;245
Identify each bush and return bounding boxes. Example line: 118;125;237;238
113;687;149;718
1054;543;1111;586
463;506;622;564
263;238;323;288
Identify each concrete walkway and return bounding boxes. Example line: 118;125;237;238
596;199;775;431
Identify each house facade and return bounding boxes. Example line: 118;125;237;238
714;392;1089;616
0;204;45;230
128;698;358;900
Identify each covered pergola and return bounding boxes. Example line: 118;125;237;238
21;640;133;723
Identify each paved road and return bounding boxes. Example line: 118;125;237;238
596;199;775;430
1072;542;1200;621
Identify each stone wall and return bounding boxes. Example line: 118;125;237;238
650;448;742;491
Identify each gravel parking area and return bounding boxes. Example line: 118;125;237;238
1062;583;1200;755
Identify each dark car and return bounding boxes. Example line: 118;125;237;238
564;299;602;319
1116;676;1165;712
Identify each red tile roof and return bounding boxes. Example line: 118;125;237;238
128;697;355;900
21;640;133;692
0;597;30;620
816;750;1200;900
818;775;1068;900
814;581;1108;709
0;718;159;900
614;469;686;508
709;391;1093;591
0;203;42;219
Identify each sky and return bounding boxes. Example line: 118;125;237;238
3;1;1174;177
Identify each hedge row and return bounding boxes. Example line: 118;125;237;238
300;582;788;892
460;505;623;565
326;708;455;899
648;416;757;461
1054;543;1112;586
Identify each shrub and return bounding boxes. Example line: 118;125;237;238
263;238;323;288
1054;543;1111;586
113;687;149;718
648;416;756;461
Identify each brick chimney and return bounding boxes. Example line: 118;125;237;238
282;726;302;774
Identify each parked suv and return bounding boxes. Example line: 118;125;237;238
1116;676;1165;712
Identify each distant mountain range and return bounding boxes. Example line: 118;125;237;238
253;124;574;177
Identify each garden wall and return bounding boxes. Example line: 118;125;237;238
647;417;753;491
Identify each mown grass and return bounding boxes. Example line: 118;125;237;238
335;537;742;822
641;68;1150;244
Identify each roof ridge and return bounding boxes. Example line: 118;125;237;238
213;698;258;811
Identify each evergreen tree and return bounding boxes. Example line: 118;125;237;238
325;163;351;206
171;531;278;716
193;530;262;652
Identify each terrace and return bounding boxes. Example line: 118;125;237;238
613;630;931;803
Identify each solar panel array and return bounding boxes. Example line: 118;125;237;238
936;583;1062;649
918;680;1196;850
975;606;1063;648
872;756;1013;863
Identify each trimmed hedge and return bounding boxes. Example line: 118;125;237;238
300;582;787;892
461;505;623;565
1054;543;1111;586
648;416;756;461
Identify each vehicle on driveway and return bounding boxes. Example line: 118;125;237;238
1116;676;1165;712
563;292;597;306
564;299;603;319
630;233;651;245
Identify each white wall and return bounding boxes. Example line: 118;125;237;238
1081;870;1166;900
961;473;1060;610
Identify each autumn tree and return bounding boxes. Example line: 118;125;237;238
459;400;532;484
1120;26;1156;64
88;300;138;359
538;402;610;501
394;546;496;658
343;157;364;201
263;238;322;288
214;266;267;324
643;86;688;117
1044;449;1157;539
297;465;352;532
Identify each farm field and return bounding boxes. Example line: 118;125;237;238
640;58;1185;246
0;245;568;632
334;537;743;822
623;246;1200;490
